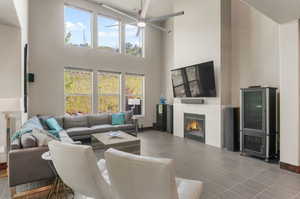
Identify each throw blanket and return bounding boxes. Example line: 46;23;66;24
11;128;33;142
11;116;61;142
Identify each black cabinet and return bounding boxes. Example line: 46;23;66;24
156;104;173;133
156;104;167;131
240;87;278;161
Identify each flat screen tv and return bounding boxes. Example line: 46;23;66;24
171;61;216;98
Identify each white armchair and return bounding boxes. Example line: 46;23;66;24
105;148;203;199
48;140;112;199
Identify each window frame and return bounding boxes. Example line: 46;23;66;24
64;67;94;114
124;24;145;58
97;70;122;113
124;73;145;116
64;3;146;57
96;14;122;53
64;4;94;48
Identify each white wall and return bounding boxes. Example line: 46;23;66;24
28;0;163;127
231;0;280;106
172;0;222;105
0;0;28;162
0;24;21;98
279;20;300;166
162;0;280;107
0;24;21;162
161;20;174;104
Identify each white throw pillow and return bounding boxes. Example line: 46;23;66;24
31;128;57;146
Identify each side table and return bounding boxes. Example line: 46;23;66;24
41;151;74;199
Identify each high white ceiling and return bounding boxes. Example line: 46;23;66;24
243;0;300;24
0;0;19;27
91;0;173;17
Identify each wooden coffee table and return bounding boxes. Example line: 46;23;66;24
91;131;140;154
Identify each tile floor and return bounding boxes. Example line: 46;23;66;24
1;130;300;199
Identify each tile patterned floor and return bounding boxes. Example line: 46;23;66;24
1;130;300;199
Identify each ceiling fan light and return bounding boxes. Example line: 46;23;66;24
137;21;146;28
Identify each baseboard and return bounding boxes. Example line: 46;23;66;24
280;162;300;174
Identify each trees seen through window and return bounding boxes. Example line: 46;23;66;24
64;69;93;114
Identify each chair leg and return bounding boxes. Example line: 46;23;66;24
10;187;16;197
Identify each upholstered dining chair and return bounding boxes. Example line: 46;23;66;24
105;148;203;199
48;140;112;199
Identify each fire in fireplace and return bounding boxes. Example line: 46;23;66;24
184;113;205;143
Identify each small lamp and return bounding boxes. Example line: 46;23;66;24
0;98;22;163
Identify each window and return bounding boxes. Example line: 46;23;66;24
64;68;93;114
98;71;121;113
98;16;120;52
64;6;92;47
125;74;144;115
125;24;144;57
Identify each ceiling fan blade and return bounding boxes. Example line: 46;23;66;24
105;24;120;28
146;11;185;22
136;27;141;37
141;0;151;18
148;23;167;32
105;22;137;28
99;3;138;22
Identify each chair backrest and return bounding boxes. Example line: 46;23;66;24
105;148;179;199
48;141;111;199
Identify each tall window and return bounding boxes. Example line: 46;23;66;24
125;24;144;57
125;74;144;115
64;68;93;114
98;15;120;52
98;71;121;113
64;6;92;47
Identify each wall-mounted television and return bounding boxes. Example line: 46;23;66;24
171;61;216;98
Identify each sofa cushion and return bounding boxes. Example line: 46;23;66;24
21;133;37;148
91;124;134;133
112;124;134;131
91;125;116;133
66;127;93;137
64;116;89;129
88;114;111;127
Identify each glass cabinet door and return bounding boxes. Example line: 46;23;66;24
243;90;265;131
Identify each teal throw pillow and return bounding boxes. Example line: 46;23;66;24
112;113;125;125
48;130;61;139
46;118;63;132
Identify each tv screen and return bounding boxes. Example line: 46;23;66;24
171;61;216;98
171;69;187;97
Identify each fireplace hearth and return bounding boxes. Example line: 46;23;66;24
184;113;205;143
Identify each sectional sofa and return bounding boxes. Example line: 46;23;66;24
9;112;138;188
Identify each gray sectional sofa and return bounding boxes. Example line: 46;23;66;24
9;112;138;188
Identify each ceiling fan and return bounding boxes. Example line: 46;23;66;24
98;0;184;36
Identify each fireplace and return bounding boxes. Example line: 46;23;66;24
184;113;205;143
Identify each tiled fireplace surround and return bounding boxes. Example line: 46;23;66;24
173;101;222;148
